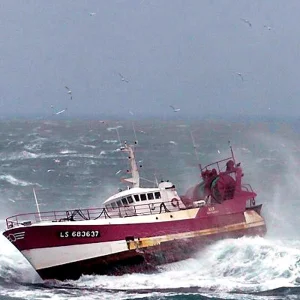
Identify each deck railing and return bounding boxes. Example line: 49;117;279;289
5;201;175;229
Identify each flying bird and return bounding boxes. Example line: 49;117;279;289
51;105;67;115
264;25;272;30
170;105;180;112
236;72;244;81
89;12;96;16
65;86;72;94
55;108;67;115
240;18;252;27
65;86;72;100
118;73;129;83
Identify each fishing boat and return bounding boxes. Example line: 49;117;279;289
2;142;266;281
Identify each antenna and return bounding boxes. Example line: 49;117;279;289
228;140;236;164
190;130;201;169
154;174;159;187
115;127;122;146
33;188;42;222
132;121;138;144
120;142;140;188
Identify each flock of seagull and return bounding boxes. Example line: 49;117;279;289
50;15;273;117
50;86;72;115
236;18;272;82
52;73;181;116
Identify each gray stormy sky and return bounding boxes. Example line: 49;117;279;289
0;0;300;119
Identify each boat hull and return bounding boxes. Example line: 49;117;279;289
3;208;266;281
37;222;266;280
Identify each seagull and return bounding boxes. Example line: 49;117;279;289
55;108;67;115
65;86;72;100
240;18;252;27
118;73;129;83
51;105;67;115
170;105;180;112
236;72;244;81
264;25;272;30
89;12;96;16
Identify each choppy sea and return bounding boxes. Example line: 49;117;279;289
1;118;300;300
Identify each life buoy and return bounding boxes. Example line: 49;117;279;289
171;198;179;207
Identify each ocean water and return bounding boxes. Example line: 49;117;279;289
1;118;300;300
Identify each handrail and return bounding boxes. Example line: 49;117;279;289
5;200;182;229
201;157;233;170
201;156;234;173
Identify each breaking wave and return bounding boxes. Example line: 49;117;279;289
2;235;300;299
0;175;38;187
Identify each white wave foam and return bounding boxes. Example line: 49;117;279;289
1;289;141;300
0;175;38;187
0;152;100;162
24;138;47;152
82;144;96;149
2;235;300;298
0;151;39;161
22;151;38;159
107;126;123;132
0;229;41;284
102;140;118;144
60;150;77;154
66;237;300;294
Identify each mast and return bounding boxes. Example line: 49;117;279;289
121;142;140;188
190;130;201;170
228;140;236;164
33;188;42;222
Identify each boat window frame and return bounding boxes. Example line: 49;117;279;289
111;202;117;209
147;193;154;200
117;200;123;207
121;198;128;206
134;195;140;202
127;196;134;204
140;194;147;201
154;192;161;199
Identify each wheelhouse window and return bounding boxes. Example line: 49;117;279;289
105;204;111;210
147;193;154;200
134;195;140;202
127;196;134;204
140;194;147;201
121;198;128;205
117;200;122;207
111;202;117;209
155;192;161;199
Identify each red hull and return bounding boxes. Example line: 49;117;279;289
3;206;266;281
4;212;246;251
37;224;266;281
